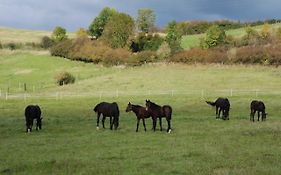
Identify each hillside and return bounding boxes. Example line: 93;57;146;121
181;23;281;49
0;27;75;44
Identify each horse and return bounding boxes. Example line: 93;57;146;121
250;100;267;122
93;102;119;130
25;105;42;132
125;102;151;132
206;97;230;120
145;100;172;133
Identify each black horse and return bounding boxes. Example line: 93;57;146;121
206;97;230;120
250;100;267;122
125;102;151;132
25;105;42;132
93;102;119;130
145;100;172;133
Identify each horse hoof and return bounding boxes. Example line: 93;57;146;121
168;129;172;133
96;127;99;130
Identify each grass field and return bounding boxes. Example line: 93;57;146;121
1;51;281;174
0;27;75;44
181;23;281;49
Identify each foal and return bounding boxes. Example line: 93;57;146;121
126;102;150;132
250;100;267;122
206;97;230;120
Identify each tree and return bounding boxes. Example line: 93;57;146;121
102;12;135;48
245;25;258;39
260;23;270;39
52;26;67;42
165;20;183;54
76;28;88;38
88;7;117;39
136;8;156;33
201;25;226;49
41;36;54;49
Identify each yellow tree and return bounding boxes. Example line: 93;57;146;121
260;23;270;39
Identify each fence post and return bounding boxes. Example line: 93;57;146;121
201;89;204;99
230;89;233;97
0;89;1;97
5;92;8;100
171;90;174;97
116;89;119;98
56;92;59;100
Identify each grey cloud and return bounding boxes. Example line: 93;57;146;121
0;0;280;31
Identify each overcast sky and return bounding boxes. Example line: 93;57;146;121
0;0;280;31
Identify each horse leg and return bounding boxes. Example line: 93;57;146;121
218;108;222;119
36;119;39;131
153;118;157;132
102;115;106;129
142;118;147;132
159;117;163;131
136;118;140;132
109;116;113;128
110;117;114;130
252;111;256;122
166;119;171;133
96;113;101;129
258;112;260;121
216;107;219;118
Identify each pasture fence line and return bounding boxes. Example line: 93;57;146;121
0;88;280;101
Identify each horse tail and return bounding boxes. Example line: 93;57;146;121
206;101;216;106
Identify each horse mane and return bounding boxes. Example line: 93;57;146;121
149;101;161;109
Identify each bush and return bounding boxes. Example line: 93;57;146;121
156;41;171;59
102;48;131;66
0;42;2;49
170;48;227;64
130;33;164;52
54;72;75;86
50;39;73;58
129;51;158;66
41;36;54;49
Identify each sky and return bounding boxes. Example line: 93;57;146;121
0;0;280;32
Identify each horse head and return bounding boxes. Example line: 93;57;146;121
145;99;151;110
125;102;132;112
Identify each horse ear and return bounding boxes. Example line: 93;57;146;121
128;102;131;104
145;99;148;102
40;117;43;120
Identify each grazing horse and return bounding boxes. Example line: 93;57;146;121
93;102;119;130
25;105;42;132
206;97;230;120
250;100;267;122
125;102;151;132
145;100;172;133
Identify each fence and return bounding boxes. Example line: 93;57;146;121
1;89;281;101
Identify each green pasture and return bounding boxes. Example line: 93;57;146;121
1;51;281;174
0;27;75;44
181;23;281;49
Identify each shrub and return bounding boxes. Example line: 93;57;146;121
200;25;226;49
156;41;171;59
54;72;75;86
129;51;158;66
50;39;73;58
41;36;54;49
170;48;227;64
102;48;131;66
130;33;164;52
0;42;2;49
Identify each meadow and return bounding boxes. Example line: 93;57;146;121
1;51;281;174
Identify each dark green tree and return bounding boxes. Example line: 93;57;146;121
102;12;135;48
52;26;67;42
165;20;183;54
88;7;117;39
136;8;156;33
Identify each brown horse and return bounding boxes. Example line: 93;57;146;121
93;102;119;130
125;102;151;132
250;100;267;122
145;100;172;133
206;97;230;120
